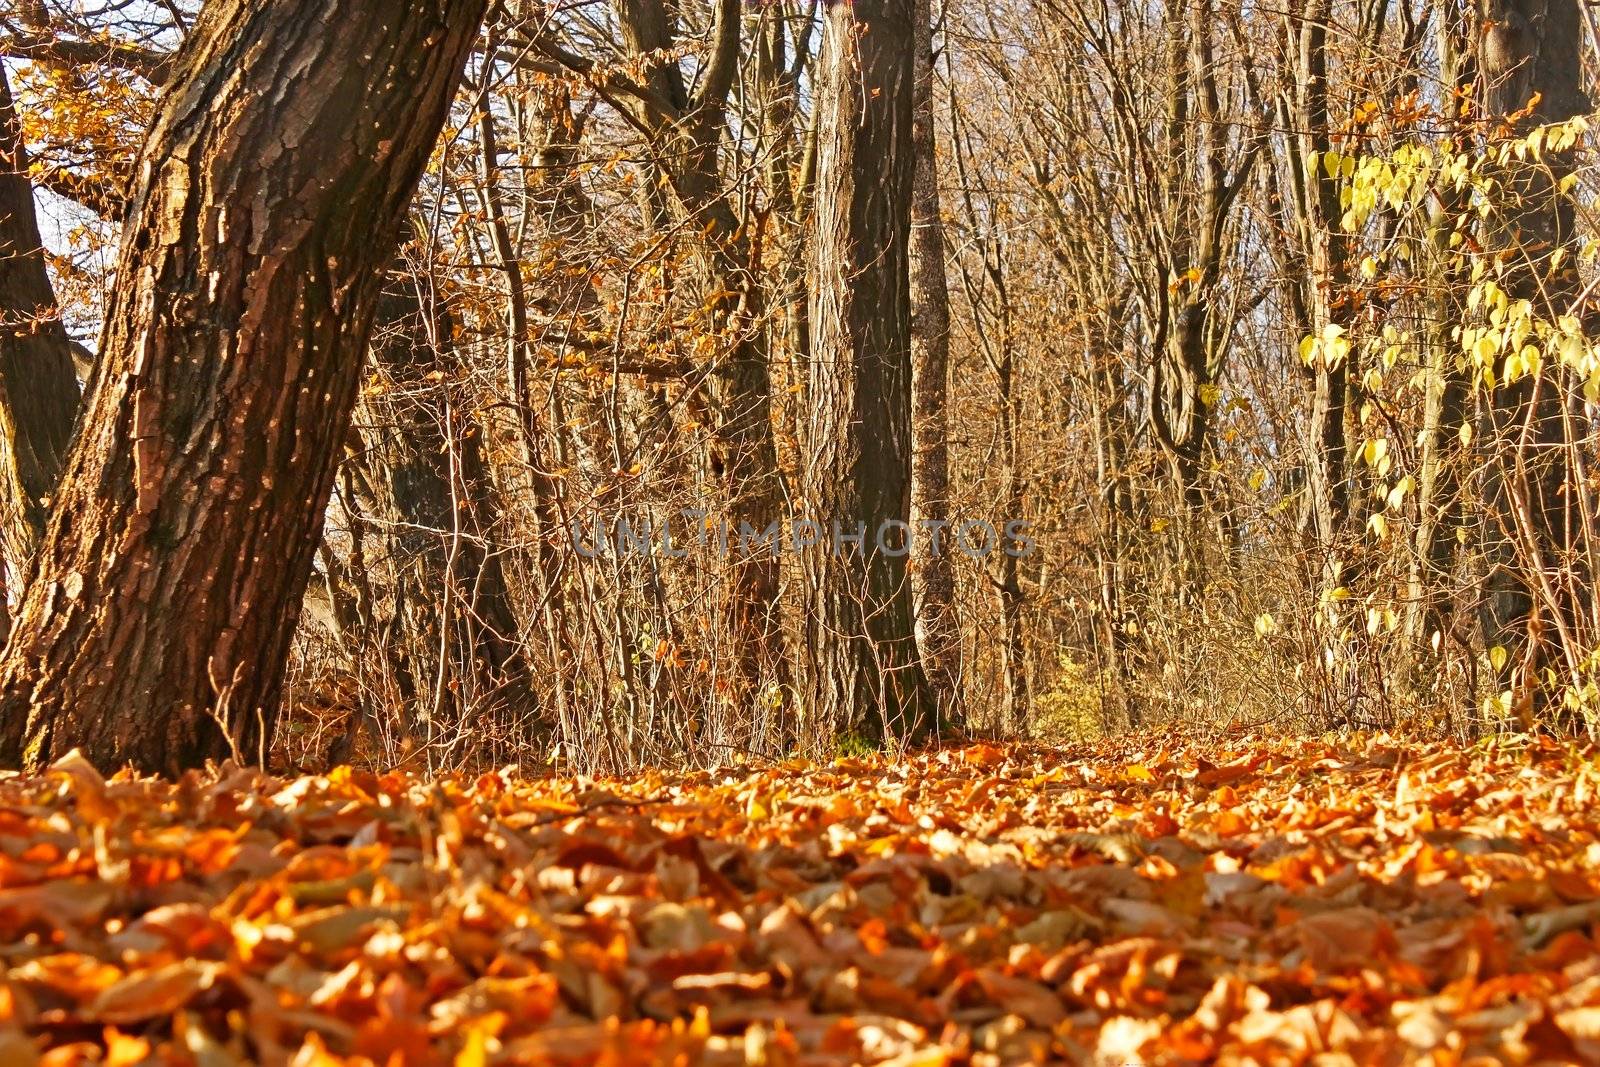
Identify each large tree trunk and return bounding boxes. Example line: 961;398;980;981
803;0;933;744
0;65;80;601
1476;0;1589;710
0;0;488;775
908;0;963;727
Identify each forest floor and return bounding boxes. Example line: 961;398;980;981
1;731;1599;1066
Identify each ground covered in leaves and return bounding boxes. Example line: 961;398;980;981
3;732;1600;1065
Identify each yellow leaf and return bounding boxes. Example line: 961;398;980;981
746;791;770;820
455;1025;491;1067
105;1030;152;1067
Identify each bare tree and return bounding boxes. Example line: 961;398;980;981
336;246;536;764
535;0;789;711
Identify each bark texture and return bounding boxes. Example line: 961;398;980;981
0;0;488;774
1406;7;1475;671
1292;0;1353;560
803;0;933;743
908;0;963;726
1476;0;1589;704
0;65;80;598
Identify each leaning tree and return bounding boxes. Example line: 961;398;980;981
0;0;489;774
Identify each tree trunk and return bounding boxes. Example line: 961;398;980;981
1294;0;1354;562
521;75;602;754
756;12;816;501
1144;0;1253;606
1476;0;1589;709
908;0;963;728
351;255;534;758
1090;346;1140;723
596;0;789;723
0;0;488;775
1407;4;1475;673
803;0;933;745
996;329;1029;735
0;65;80;601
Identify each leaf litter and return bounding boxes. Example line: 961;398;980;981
1;732;1599;1064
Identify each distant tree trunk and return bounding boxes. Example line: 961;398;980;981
909;0;963;727
1476;0;1589;709
348;253;535;760
521;76;602;750
1144;0;1255;605
756;11;816;491
1293;0;1354;563
0;65;79;602
995;310;1029;735
1268;0;1361;727
1407;6;1475;672
467;87;573;755
803;0;933;745
582;0;788;720
1089;341;1140;722
0;0;488;775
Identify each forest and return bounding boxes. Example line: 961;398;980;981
4;0;1600;1063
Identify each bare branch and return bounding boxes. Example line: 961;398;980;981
0;25;173;84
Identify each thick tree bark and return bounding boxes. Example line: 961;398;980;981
908;0;963;727
0;65;80;600
0;0;488;774
1476;0;1589;707
803;0;933;744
